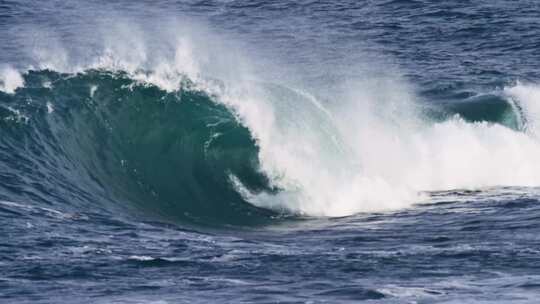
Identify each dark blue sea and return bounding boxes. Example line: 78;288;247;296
2;1;540;303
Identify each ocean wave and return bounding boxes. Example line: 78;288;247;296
2;19;540;223
2;67;540;224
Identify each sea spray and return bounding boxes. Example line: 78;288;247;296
0;66;24;94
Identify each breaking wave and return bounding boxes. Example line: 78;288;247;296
2;19;540;224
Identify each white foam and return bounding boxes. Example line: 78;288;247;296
46;101;54;113
4;106;29;123
225;78;540;216
505;82;540;137
90;85;98;98
128;255;155;261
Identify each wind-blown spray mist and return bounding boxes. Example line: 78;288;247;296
0;66;24;94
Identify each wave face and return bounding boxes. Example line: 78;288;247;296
0;70;276;225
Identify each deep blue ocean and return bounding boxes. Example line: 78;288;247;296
2;1;540;303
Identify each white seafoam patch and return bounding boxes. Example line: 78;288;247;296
46;101;54;113
505;82;540;137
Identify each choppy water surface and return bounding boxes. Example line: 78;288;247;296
2;1;540;303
